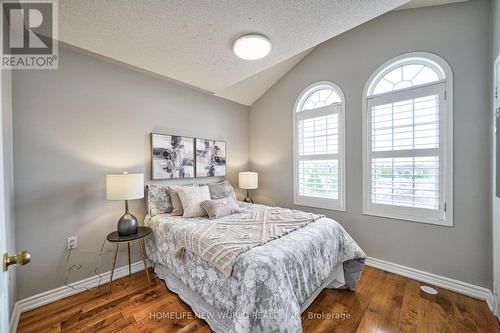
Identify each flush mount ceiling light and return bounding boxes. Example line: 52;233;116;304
233;34;272;60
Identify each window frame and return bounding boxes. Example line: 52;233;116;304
362;52;453;226
293;81;346;211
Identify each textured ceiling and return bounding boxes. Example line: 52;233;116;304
215;48;314;106
58;0;411;105
57;0;465;106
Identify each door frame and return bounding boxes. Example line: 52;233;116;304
493;54;500;318
0;67;9;332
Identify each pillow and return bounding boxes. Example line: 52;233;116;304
207;180;237;200
201;196;242;219
168;186;185;216
177;185;211;218
146;185;172;217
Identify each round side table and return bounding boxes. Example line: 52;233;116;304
106;226;152;294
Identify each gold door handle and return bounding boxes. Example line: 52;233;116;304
3;251;31;271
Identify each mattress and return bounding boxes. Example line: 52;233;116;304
144;203;366;333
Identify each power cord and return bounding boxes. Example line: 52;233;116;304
63;236;111;291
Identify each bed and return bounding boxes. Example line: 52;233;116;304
144;191;366;333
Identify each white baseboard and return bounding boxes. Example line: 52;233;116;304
9;260;150;333
365;257;497;314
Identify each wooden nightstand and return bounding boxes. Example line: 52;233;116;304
106;226;152;294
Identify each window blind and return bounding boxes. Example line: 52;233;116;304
294;83;345;211
298;113;339;155
297;104;340;200
370;94;440;210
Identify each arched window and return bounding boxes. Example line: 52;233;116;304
362;53;453;226
293;81;345;211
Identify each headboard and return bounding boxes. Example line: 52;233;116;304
146;180;236;217
145;184;172;217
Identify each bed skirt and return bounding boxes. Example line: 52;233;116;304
153;259;364;333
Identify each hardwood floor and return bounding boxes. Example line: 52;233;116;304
17;266;500;333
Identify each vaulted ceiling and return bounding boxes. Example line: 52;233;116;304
57;0;467;106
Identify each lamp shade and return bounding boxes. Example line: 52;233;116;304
239;172;258;190
106;173;144;200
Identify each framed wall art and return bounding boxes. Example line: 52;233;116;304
151;133;195;179
195;138;226;177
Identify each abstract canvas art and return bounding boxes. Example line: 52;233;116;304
151;133;195;179
195;139;226;177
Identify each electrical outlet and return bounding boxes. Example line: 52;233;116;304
67;236;78;250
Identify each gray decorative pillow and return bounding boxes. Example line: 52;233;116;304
207;180;237;200
169;185;192;216
201;196;242;220
146;184;172;217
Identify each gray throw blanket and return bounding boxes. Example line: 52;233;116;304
176;206;324;277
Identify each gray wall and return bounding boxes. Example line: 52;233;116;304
2;69;15;316
12;46;249;299
493;0;500;61
249;0;492;288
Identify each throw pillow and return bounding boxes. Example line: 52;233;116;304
201;196;242;219
177;185;211;218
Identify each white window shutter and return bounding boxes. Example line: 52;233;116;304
362;53;453;226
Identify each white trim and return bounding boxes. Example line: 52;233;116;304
8;303;20;333
371;148;439;159
362;52;454;227
297;103;341;120
362;208;449;226
492;53;500;319
293;81;346;212
9;260;151;333
368;80;445;104
298;153;339;161
365;257;496;313
367;79;446;101
0;65;9;333
295;195;345;211
366;54;446;96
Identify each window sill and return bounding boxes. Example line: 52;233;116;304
294;197;346;212
362;209;452;227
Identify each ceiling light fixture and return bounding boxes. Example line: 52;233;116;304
233;34;272;60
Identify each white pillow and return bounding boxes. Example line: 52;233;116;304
169;185;195;216
177;185;211;218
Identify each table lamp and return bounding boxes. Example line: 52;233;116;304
239;172;258;203
106;172;144;236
